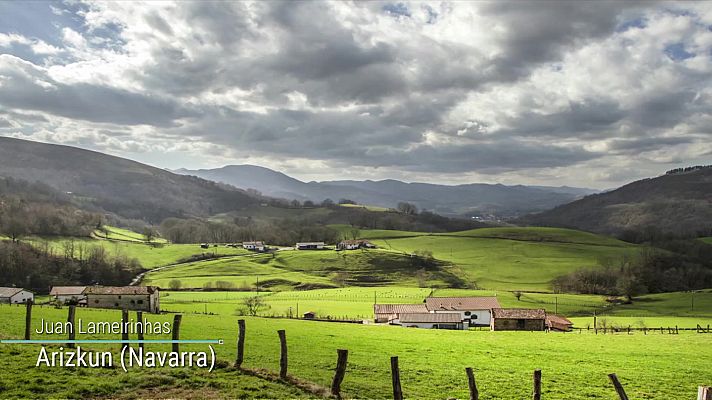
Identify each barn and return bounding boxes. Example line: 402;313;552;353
242;241;265;251
373;303;428;323
0;287;34;304
490;308;546;331
391;313;464;330
425;297;501;327
84;286;160;313
546;314;574;331
50;286;87;304
296;242;325;250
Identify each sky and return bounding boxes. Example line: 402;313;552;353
0;1;711;189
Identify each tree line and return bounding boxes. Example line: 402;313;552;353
553;240;712;299
0;240;140;292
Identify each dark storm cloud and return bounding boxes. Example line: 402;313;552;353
0;55;191;126
608;136;695;153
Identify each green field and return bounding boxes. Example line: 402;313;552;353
23;236;248;269
143;249;468;290
92;226;168;244
142;227;640;292
364;227;639;291
1;304;711;399
700;237;712;244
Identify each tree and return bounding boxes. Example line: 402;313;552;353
143;227;157;244
321;198;335;207
1;214;28;242
303;200;315;208
513;291;523;301
349;228;361;240
241;295;266;316
397;202;418;215
168;279;182;290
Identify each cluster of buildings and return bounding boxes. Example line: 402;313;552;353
50;286;161;313
201;239;377;252
375;296;572;332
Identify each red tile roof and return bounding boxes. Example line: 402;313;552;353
374;303;428;315
50;286;87;296
398;313;463;323
425;297;501;311
545;314;573;326
492;308;546;320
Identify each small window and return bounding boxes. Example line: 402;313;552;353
130;300;135;304
115;303;119;307
471;314;478;319
94;300;99;304
118;295;122;299
137;300;143;304
464;311;471;316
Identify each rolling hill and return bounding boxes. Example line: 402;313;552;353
176;165;596;217
520;167;712;238
0;137;258;222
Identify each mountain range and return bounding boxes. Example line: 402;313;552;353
175;165;596;218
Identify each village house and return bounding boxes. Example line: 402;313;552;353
84;286;160;313
337;240;375;250
50;286;87;305
303;311;316;319
490;308;546;331
546;314;574;332
425;296;501;327
0;287;34;304
374;303;429;323
242;241;265;251
391;313;464;330
296;242;325;250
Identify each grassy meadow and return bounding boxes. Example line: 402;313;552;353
1;304;711;399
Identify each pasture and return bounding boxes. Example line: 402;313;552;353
1;304;710;399
92;226;168;244
364;227;639;291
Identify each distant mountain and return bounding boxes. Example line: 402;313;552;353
520;167;712;238
0;137;258;222
176;165;597;217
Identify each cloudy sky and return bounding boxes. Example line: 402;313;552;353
0;1;711;189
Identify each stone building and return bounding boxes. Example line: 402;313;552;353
84;286;160;313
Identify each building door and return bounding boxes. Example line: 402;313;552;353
517;319;526;330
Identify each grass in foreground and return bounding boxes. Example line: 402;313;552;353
1;305;710;399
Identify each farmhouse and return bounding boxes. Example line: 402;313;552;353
337;240;375;250
50;286;87;304
425;297;501;327
373;303;428;323
490;308;546;331
242;241;265;251
85;286;160;313
0;287;34;304
391;313;464;330
546;314;574;332
296;242;325;250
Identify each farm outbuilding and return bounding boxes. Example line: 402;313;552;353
490;308;546;331
337;240;375;250
391;313;464;330
373;303;429;323
50;286;87;305
425;296;501;327
546;314;574;331
0;287;34;304
85;286;160;313
242;241;265;251
303;311;316;319
296;242;325;250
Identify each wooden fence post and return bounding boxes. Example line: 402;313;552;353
391;356;403;400
172;314;182;353
699;386;712;400
608;373;629;400
121;309;129;351
235;319;246;367
331;349;349;398
136;311;144;350
466;367;479;400
24;300;32;340
278;329;288;379
533;369;542;400
67;305;76;348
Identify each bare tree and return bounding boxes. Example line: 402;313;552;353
241;295;266;316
